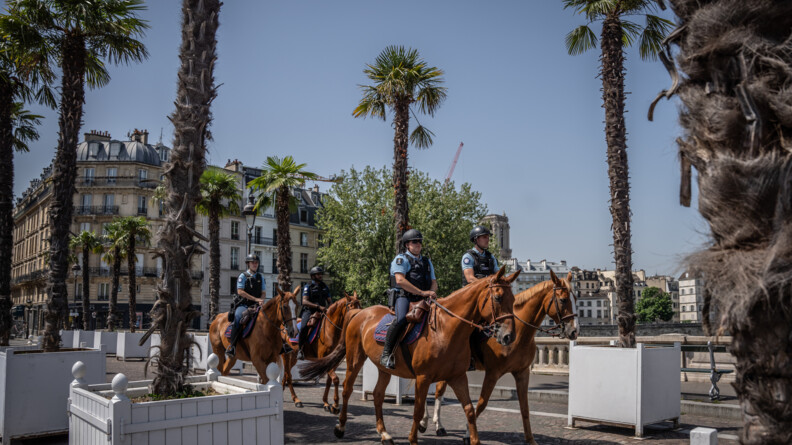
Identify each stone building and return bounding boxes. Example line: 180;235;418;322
678;271;704;322
481;213;511;260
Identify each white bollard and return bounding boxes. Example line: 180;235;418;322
690;427;718;445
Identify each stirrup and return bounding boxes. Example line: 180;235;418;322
296;348;304;360
380;352;395;369
225;344;236;358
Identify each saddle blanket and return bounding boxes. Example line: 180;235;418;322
224;306;260;340
373;313;426;345
289;319;321;344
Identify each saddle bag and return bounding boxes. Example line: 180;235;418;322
239;306;257;327
306;312;321;328
405;299;430;323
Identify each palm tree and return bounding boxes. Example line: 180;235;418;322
353;46;446;253
7;0;149;351
101;221;125;331
69;230;103;330
0;12;54;346
663;1;792;442
563;0;672;348
147;0;220;396
115;216;150;332
248;156;316;291
196;169;241;325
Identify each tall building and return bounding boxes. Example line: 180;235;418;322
481;213;511;260
678;271;704;322
12;130;203;333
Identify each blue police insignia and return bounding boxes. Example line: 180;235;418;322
237;275;244;283
463;257;471;265
396;257;403;265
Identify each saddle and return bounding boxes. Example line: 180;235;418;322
375;299;431;345
224;306;260;340
305;311;322;328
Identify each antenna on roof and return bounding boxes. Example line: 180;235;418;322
159;127;163;144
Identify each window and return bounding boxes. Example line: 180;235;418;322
137;195;147;215
81;194;92;207
586;310;592;318
231;221;240;240
88;142;100;158
98;283;109;300
597;310;601;318
230;247;239;270
80;222;91;233
109;142;120;157
84;168;95;184
75;283;83;299
272;254;278;274
596;300;601;307
138;169;148;181
254;226;262;244
272;228;277;245
579;310;584;317
103;194;114;211
254;251;263;272
300;232;308;247
300;253;308;274
106;167;117;184
300;210;307;223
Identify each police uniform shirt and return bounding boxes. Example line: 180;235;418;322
237;269;266;299
302;280;331;307
390;251;436;290
461;247;499;272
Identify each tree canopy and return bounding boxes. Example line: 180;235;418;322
636;286;674;323
317;166;487;306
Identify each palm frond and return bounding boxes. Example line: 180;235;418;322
10;102;43;152
565;25;598;55
410;125;435;149
621;20;642;47
638;14;674;61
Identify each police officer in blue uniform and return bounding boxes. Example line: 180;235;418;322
380;229;438;369
297;266;332;360
461;225;499;286
226;253;266;358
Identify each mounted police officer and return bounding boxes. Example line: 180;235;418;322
226;253;266;358
297;266;332;360
380;229;438;369
461;225;499;286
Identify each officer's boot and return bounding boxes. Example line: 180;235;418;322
296;339;305;360
281;340;294;355
225;323;242;358
379;321;403;369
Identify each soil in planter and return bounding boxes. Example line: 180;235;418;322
131;385;221;403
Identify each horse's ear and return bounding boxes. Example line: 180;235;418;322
566;271;573;282
353;291;358;299
550;269;561;285
274;283;282;296
292;285;301;296
494;265;506;281
505;268;521;283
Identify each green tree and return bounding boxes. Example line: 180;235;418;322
353;46;447;252
317;166;487;306
7;0;149;351
69;230;104;330
149;0;220;396
249;156;317;291
635;286;673;323
101;220;126;331
196;168;241;325
115;216;151;332
563;0;672;348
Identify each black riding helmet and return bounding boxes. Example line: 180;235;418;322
469;225;492;244
402;229;423;244
309;266;324;276
245;253;260;263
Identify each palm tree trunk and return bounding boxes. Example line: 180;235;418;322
601;12;635;348
392;99;410;253
151;0;219;395
43;35;86;351
0;80;14;346
107;248;121;331
208;206;220;326
127;230;137;332
81;247;90;330
276;184;292;291
669;1;792;442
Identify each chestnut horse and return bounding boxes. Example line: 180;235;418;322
300;266;520;445
280;292;362;412
209;286;300;379
426;269;579;445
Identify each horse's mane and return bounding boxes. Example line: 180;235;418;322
262;292;283;311
514;278;572;306
437;274;493;304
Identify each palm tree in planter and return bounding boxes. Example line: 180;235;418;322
115;216;151;332
197;169;241;324
0;13;54;346
6;0;149;351
69;230;104;330
353;46;446;253
660;1;792;442
101;221;126;331
563;0;672;347
248;156;316;291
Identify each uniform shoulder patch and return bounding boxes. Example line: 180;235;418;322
463;257;471;265
237;275;244;283
396;257;403;265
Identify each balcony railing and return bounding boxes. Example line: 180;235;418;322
231;233;239;240
76;205;119;216
252;236;275;246
137;207;148;215
85;267;203;280
77;176;159;189
12;269;47;284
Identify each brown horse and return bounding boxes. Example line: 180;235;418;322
300;266;520;445
209;285;300;379
427;269;579;445
280;292;362;412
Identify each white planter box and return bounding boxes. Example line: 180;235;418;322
361;358;435;405
116;332;152;361
73;330;95;349
68;354;284;445
60;330;75;348
568;342;681;436
0;347;105;441
191;334;243;374
94;331;118;354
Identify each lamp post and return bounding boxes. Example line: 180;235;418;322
72;263;81;329
242;194;257;255
25;298;31;339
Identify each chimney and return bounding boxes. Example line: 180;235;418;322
142;130;149;144
84;130;111;142
313;185;319;193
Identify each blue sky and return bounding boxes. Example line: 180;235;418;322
11;0;708;275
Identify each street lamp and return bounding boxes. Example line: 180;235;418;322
242;194;257;254
25;297;32;339
72;263;81;329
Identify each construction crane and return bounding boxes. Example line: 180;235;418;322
293;173;343;185
444;142;464;187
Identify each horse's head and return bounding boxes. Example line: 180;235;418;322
345;291;362;310
274;284;300;339
547;270;579;340
480;266;520;346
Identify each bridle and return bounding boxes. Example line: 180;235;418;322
260;294;297;335
514;283;577;337
322;297;360;331
431;277;514;337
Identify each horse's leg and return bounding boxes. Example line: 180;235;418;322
335;342;365;439
407;375;432;445
372;369;394;445
283;353;303;408
322;374;332;411
447;373;480;445
474;371;501;417
513;370;538;445
324;369;340;414
432;381;448;436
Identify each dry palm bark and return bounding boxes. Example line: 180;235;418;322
0;79;14;345
664;1;792;442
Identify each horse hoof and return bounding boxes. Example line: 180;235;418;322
323;405;331;412
418;423;427;434
436;428;447;437
331;406;340;414
295;401;304;408
462;438;470;445
334;426;345;439
382;439;394;445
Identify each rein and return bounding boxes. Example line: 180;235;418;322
431;278;514;336
513;284;576;337
322;299;360;331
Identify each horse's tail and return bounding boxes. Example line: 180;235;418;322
299;312;352;380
